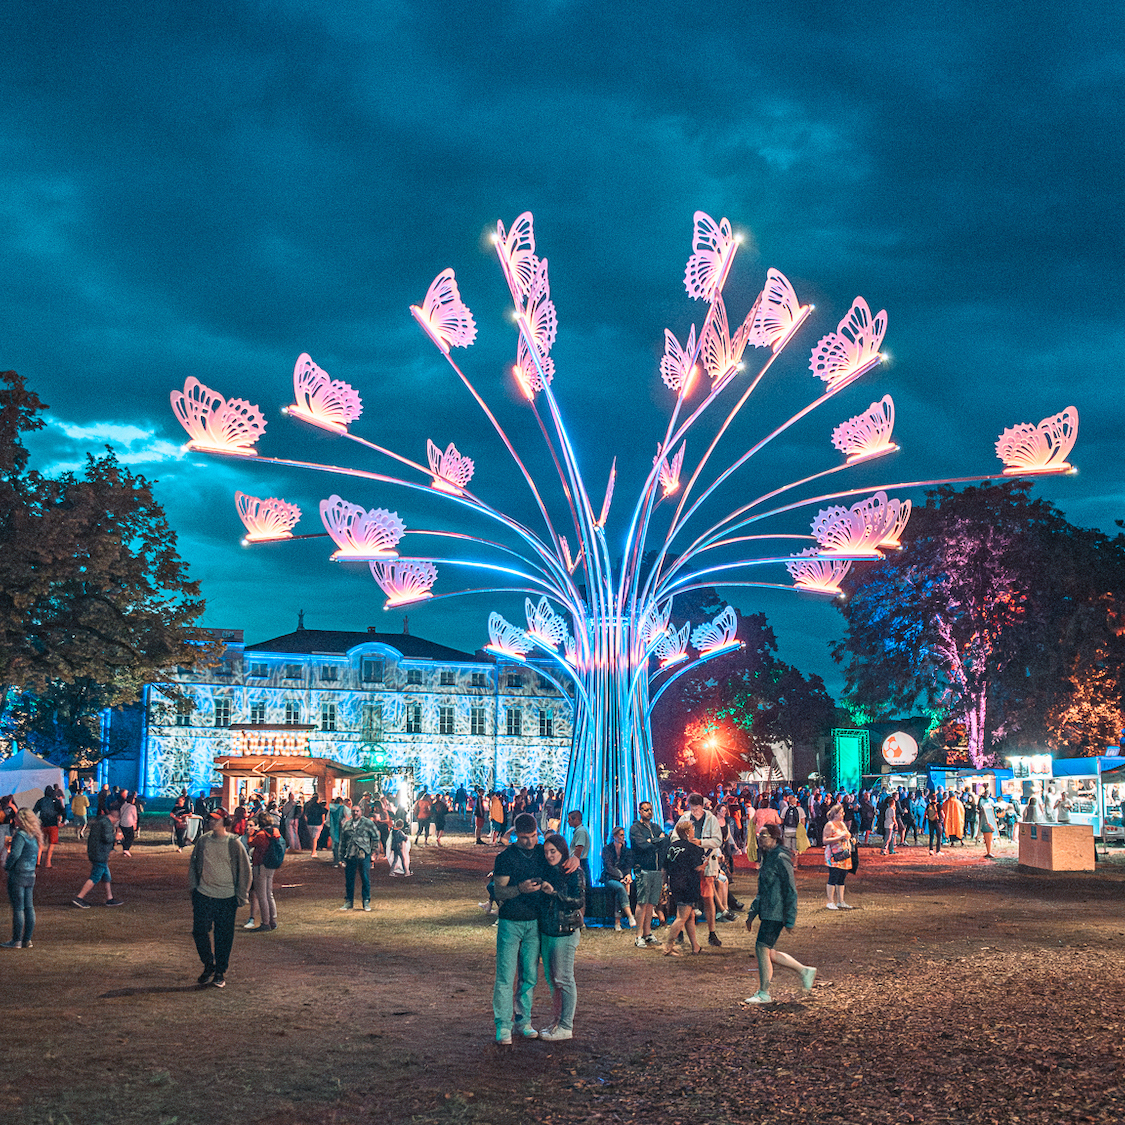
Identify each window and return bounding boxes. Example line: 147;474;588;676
249;701;266;725
214;699;232;728
537;674;553;691
321;702;337;731
471;707;487;736
507;673;523;689
320;666;339;682
506;708;522;737
405;704;422;734
407;669;423;685
439;669;455;686
248;663;268;678
283;664;303;680
471;672;488;688
438;705;455;735
539;709;553;738
361;658;384;683
175;698;193;726
284;701;302;726
363;702;383;740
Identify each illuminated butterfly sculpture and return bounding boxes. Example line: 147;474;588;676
171;209;1078;880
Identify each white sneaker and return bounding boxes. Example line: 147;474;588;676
744;992;772;1004
825;903;839;910
634;936;647;948
838;902;855;910
515;1024;539;1039
539;1026;573;1041
243;920;257;929
800;967;817;992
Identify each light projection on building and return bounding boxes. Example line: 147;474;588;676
171;210;1077;877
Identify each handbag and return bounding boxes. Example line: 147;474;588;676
829;842;851;864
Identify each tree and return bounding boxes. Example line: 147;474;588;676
0;370;217;766
832;482;1125;765
651;592;835;789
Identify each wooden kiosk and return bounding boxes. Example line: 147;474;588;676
1017;822;1095;871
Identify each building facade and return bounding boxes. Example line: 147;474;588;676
135;626;573;798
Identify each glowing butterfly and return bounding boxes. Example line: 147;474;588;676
996;407;1078;475
747;269;811;353
684;211;736;302
486;612;533;659
563;633;578;665
660;324;699;393
878;498;911;549
786;548;852;595
810;297;886;391
171;377;266;456
514;332;555;398
285;354;363;435
410;268;477;354
513;259;558;397
427;439;475;495
640;599;673;649
691;606;739;655
235;492;301;543
525;597;568;649
319;496;405;560
653;622;690;668
832;395;898;463
655;441;686;497
811;491;898;556
700;295;753;385
371;559;438;608
495;212;539;303
560;535;584;575
597;458;616;528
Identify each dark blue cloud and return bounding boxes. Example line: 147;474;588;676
3;1;1121;690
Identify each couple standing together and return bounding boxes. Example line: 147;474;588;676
491;813;585;1044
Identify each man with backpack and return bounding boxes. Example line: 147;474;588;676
781;793;805;865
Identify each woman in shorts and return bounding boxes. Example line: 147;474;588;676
744;823;816;1004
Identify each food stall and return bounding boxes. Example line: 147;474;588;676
1052;756;1125;843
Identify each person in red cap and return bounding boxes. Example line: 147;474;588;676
188;808;251;988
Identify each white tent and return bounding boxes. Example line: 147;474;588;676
0;749;66;809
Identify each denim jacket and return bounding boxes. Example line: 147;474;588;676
5;830;39;884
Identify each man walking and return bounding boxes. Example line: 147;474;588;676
781;793;805;863
189;808;251;988
34;785;65;868
629;800;666;948
684;793;723;947
72;806;124;908
339;805;380;910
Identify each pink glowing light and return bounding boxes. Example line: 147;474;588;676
319;496;405;560
285;354;363;434
996;406;1078;475
560;535;583;575
660;325;699;394
746;268;811;354
235;492;301;542
812;491;900;557
171;377;266;456
786;548;852;595
410;268;478;354
701;296;753;385
526;596;568;649
655;441;686;497
691;606;739;655
495;212;539;302
877;498;912;549
810;296;886;391
684;212;737;302
427;439;475;495
371;558;438;608
597;459;616;529
653;622;690;668
832;395;898;463
486;612;533;659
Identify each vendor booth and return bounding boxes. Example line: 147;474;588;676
0;748;66;808
1056;756;1125;843
213;754;371;811
928;766;1013;796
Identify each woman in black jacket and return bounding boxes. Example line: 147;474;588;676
537;833;585;1042
599;827;636;931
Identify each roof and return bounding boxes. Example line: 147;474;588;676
244;628;490;664
1052;756;1125;776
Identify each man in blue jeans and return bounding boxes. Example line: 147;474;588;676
339;805;379;911
492;813;578;1045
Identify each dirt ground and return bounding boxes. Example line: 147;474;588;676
4;820;1125;1125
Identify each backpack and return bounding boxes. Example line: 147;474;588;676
783;805;800;828
263;833;286;869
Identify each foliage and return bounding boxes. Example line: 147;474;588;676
0;370;218;765
650;590;835;788
833;482;1125;765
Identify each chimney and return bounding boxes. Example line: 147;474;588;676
402;615;410;635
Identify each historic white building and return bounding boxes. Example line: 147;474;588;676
132;625;573;799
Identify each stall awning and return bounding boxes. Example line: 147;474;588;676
214;755;369;780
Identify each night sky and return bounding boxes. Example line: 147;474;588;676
3;2;1121;694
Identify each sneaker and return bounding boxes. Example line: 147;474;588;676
539;1026;572;1042
730;897;745;910
825;903;839;910
643;934;659;945
363;903;371;911
105;899;124;907
515;1025;539;1039
243;919;257;929
339;904;354;911
744;991;772;1004
496;1032;512;1045
634;936;647;948
1;940;20;949
838;902;855;910
614;920;622;932
800;967;817;992
708;931;722;947
21;940;32;949
197;968;215;986
212;974;226;988
72;898;91;909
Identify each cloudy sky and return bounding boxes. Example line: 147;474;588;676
3;2;1121;693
